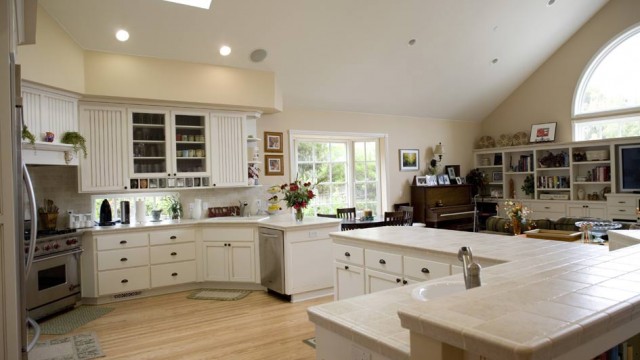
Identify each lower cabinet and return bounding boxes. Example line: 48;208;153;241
566;202;607;218
98;266;150;296
203;241;255;282
333;262;364;300
365;268;404;293
151;261;197;288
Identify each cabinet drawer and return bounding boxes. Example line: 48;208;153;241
608;206;637;220
98;266;150;295
150;243;196;264
404;256;450;281
149;228;195;245
529;202;565;213
98;247;149;271
285;226;336;243
365;249;402;274
202;227;254;242
151;261;196;288
333;244;364;266
96;232;148;251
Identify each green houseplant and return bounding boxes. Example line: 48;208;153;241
168;196;183;220
521;175;535;198
61;131;88;158
22;125;35;145
465;168;488;196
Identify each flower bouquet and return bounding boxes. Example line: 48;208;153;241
280;178;316;221
501;200;532;235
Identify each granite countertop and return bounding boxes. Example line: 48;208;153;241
307;226;640;360
84;214;341;234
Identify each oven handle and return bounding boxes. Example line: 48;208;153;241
23;161;38;277
32;248;84;263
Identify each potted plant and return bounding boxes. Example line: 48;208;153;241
167;196;183;220
61;131;88;158
465;168;488;196
22;125;35;144
521;175;535;198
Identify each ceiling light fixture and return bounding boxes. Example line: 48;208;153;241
115;29;130;42
162;0;212;9
219;45;231;56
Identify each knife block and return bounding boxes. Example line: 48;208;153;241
39;212;58;230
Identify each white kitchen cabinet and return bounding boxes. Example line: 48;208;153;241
210;112;247;187
78;104;128;192
566;202;606;218
365;268;404;293
202;227;257;283
403;256;450;282
333;262;364;301
285;232;333;295
607;194;640;221
22;83;79;143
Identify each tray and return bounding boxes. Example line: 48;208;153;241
524;229;582;242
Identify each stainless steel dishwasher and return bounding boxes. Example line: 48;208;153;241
259;227;285;294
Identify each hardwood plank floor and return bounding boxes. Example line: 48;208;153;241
40;290;333;359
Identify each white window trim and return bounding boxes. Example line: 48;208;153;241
288;130;389;213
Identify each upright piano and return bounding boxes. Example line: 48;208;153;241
411;184;474;230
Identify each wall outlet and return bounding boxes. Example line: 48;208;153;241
308;231;318;238
351;345;371;360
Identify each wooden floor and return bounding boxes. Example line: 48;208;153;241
40;290;333;360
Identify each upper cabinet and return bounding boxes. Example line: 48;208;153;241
22;83;79;143
210;112;248;187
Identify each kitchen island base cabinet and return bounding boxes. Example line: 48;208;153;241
333;263;364;301
314;325;395;360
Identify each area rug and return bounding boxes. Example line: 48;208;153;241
302;337;316;349
187;289;251;301
39;306;114;335
28;332;104;360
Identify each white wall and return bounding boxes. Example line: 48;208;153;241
481;0;640;143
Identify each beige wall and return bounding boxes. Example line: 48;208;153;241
481;0;640;144
257;108;480;207
16;6;85;93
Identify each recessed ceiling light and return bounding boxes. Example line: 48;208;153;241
408;39;416;46
115;29;129;42
491;58;499;64
219;45;231;56
547;0;556;6
162;0;212;9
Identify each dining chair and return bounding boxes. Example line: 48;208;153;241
317;213;337;218
336;207;357;220
398;205;414;226
393;202;411;211
384;211;405;226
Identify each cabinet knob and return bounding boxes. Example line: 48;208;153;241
120;257;127;262
168;173;171;176
170;236;177;240
173;173;177;176
171;272;178;277
120;240;127;245
421;267;430;273
344;265;349;270
344;252;351;257
379;259;386;265
396;278;401;283
121;279;129;283
124;186;128;190
402;280;408;285
171;252;177;256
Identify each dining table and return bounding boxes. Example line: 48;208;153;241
341;216;386;231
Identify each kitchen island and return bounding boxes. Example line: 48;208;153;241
308;226;640;360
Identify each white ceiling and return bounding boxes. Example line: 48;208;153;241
39;0;608;122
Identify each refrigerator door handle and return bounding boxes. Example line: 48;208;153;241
23;161;37;277
25;317;40;352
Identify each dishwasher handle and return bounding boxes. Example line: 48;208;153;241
259;233;281;238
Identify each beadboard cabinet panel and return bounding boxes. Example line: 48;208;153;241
22;84;78;143
210;112;248;187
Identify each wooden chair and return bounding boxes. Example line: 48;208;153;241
393;202;411;211
384;211;405;226
336;207;356;220
398;205;414;226
317;213;337;218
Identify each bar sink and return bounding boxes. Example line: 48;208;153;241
411;281;467;301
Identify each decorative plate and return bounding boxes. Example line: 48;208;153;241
477;136;495;149
512;131;528;145
497;134;512;147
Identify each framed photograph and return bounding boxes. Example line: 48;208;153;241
455;176;462;184
492;171;503;182
530;122;557;143
265;154;284;176
458;177;466;184
399;149;419;171
437;174;450;185
416;176;428;186
264;131;283;153
426;175;438;186
447;167;456;179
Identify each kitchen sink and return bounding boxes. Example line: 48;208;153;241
411;281;467;302
204;216;269;222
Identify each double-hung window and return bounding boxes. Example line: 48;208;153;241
290;131;386;216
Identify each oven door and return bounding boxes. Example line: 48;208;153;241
26;248;83;314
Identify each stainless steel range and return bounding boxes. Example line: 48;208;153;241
24;229;83;320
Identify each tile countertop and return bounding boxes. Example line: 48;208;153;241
307;227;640;360
84;214;341;234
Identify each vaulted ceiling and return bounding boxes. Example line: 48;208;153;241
40;0;608;121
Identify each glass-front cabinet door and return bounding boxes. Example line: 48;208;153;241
130;109;170;178
171;111;209;177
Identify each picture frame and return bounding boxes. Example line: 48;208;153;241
264;131;284;153
437;174;450;185
399;149;419;171
455;176;462;184
416;176;428;186
492;171;503;182
426;175;438;186
530;122;557;143
264;154;284;176
447;167;456;179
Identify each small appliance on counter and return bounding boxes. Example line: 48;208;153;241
99;199;115;226
121;201;130;224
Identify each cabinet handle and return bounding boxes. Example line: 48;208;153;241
120;257;127;262
120;240;127;245
121;279;128;283
619;201;626;204
171;272;178;277
396;278;401;283
421;267;430;273
344;265;349;270
544;207;550;209
344;252;351;257
171;252;177;256
170;236;177;240
402;280;408;285
619;209;627;212
379;259;386;265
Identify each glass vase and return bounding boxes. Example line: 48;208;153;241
512;218;522;235
295;208;304;222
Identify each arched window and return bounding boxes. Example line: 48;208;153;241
573;23;640;141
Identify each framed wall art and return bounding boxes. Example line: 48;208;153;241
399;149;419;171
265;154;284;176
264;131;283;153
530;122;557;143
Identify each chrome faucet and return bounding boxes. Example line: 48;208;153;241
457;246;481;290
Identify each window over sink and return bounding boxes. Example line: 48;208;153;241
91;192;179;222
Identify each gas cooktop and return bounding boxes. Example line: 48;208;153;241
24;228;78;241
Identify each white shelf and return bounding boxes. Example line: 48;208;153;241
247;137;261;142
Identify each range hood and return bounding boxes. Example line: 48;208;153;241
22;142;79;166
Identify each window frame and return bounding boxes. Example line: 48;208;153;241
288;130;388;216
90;191;179;222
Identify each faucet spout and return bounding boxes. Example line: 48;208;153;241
458;246;481;290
